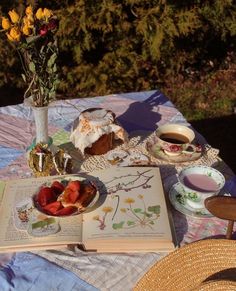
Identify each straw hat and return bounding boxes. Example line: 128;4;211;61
134;239;236;291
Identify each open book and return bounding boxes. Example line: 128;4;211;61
0;167;176;253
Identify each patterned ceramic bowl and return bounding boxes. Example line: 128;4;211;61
178;165;225;209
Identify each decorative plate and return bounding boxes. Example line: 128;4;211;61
146;136;203;163
32;177;100;217
106;150;128;165
119;151;150;166
168;182;213;218
106;150;150;166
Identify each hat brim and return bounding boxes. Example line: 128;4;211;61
134;239;236;291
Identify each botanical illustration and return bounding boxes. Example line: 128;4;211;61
92;169;161;231
27;210;60;237
13;199;60;236
14;198;34;230
97;168;154;219
113;195;160;230
93;194;160;231
93;206;114;230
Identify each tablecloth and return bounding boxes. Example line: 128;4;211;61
0;90;235;291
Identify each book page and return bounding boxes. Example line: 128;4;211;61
82;167;173;245
0;175;83;251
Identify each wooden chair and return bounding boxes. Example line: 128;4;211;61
205;196;236;239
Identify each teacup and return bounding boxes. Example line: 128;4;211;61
178;165;225;209
155;123;199;156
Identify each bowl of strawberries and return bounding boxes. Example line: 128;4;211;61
33;177;99;217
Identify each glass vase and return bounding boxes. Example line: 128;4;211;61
32;106;49;144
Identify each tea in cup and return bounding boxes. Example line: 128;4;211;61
155;123;198;156
178;165;225;209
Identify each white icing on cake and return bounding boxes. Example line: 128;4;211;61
70;108;128;154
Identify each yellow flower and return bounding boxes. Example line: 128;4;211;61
1;17;11;30
43;8;53;19
138;194;144;199
124;198;135;204
22;25;31;36
6;27;21;42
27;14;34;24
6;32;14;41
25;5;33;16
23;16;34;28
36;8;44;20
8;9;20;24
102;206;113;213
120;208;127;213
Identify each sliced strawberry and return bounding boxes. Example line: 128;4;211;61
79;182;97;207
67;180;81;192
51;181;65;196
62;187;79;204
55;206;78;216
68;190;79;204
43;201;63;215
62;187;74;203
37;187;56;207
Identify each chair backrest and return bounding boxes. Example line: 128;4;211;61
204;196;236;239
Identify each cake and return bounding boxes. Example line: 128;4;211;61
70;108;128;155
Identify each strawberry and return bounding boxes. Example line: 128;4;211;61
67;180;81;192
51;181;65;196
62;188;79;204
68;190;79;204
62;187;74;203
37;187;56;207
55;206;78;216
79;181;97;207
43;201;63;215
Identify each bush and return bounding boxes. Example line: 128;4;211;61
162;61;236;120
0;0;235;101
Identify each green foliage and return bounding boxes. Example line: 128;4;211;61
0;0;235;101
162;63;236;120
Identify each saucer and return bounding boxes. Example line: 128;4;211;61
146;137;202;163
168;182;213;218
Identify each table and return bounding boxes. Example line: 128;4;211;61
0;90;235;291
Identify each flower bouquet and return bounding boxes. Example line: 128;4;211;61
1;5;59;107
1;5;59;145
